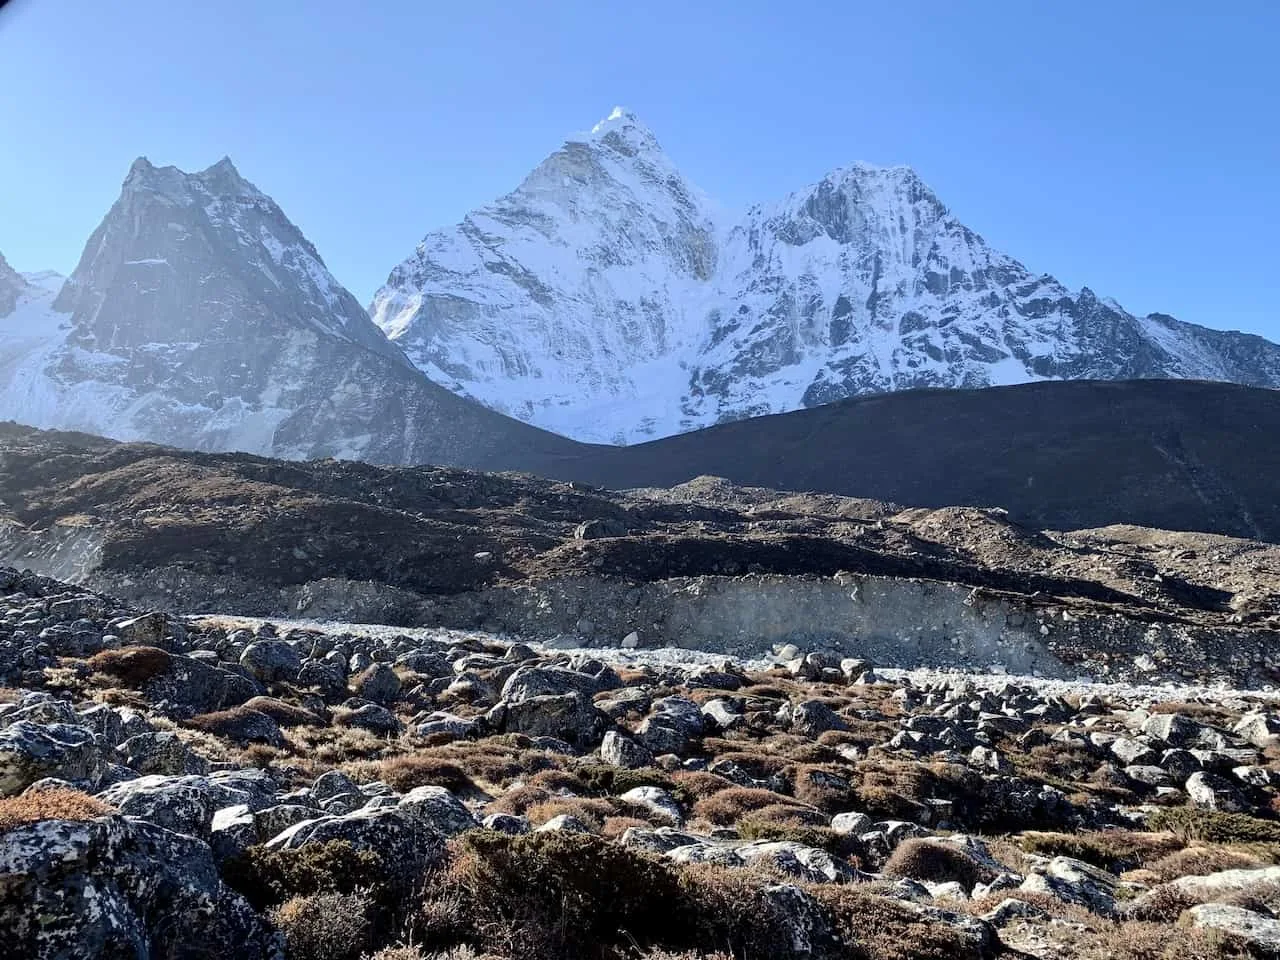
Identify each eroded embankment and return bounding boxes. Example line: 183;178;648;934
69;560;1279;687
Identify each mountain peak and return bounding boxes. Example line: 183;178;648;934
583;106;663;157
121;155;261;200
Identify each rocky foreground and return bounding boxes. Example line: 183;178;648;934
5;567;1280;959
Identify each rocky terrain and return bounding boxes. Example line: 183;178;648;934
371;108;1280;443
2;422;1280;687
4;566;1280;959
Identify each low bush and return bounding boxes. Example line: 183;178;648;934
1150;807;1280;844
1018;830;1183;873
222;840;385;911
0;788;114;833
242;695;323;727
881;839;995;889
424;831;825;960
87;646;171;687
272;891;373;960
370;755;476;795
809;885;989;960
692;787;809;826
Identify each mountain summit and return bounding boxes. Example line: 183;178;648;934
0;157;577;466
370;110;1280;444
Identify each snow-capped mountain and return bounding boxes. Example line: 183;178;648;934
371;108;1280;444
0;158;575;467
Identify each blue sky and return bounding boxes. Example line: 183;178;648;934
1;0;1277;338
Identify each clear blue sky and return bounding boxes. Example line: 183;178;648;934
1;0;1276;338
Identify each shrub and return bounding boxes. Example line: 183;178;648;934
273;891;372;960
373;756;476;795
223;840;386;910
602;816;652;839
810;885;988;960
668;770;735;803
1018;830;1183;873
429;832;817;960
1149;807;1280;844
575;764;677;798
186;706;279;742
87;646;171;686
881;839;994;889
692;787;807;826
484;785;552;816
242;695;323;726
0;788;114;832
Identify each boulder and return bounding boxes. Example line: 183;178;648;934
619;786;683;824
353;663;401;704
0;816;277;958
1184;903;1280;953
1019;856;1118;916
1186;771;1249;812
600;730;654;769
398;785;478;836
0;722;105;795
493;692;600;750
266;806;445;883
239;640;302;684
96;775;217;838
118;732;209;777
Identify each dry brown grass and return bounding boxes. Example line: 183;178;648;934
242;695;323;727
87;646;171;687
0;788;115;832
1142;844;1270;882
692;787;809;826
668;770;734;801
485;785;552;816
347;755;478;795
0;687;22;704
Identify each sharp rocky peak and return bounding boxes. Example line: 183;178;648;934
123;154;263;202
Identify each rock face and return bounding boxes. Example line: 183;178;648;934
370;108;1280;444
0;159;576;469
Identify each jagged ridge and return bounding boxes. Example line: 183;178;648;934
371;109;1280;443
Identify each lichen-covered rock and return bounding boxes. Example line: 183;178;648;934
0;721;105;796
398;785;478;836
1184;903;1280;953
600;729;654;768
96;774;217;837
1185;771;1249;812
117;732;209;777
0;815;279;958
265;806;445;883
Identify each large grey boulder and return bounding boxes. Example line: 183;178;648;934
0;815;278;958
96;774;217;838
398;785;478;836
491;692;601;750
600;729;653;769
266;806;445;883
0;721;105;796
239;640;302;684
1185;903;1280;954
1019;856;1118;916
117;732;209;777
1186;771;1249;812
636;696;705;755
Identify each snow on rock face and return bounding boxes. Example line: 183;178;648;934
0;161;574;468
372;110;1280;444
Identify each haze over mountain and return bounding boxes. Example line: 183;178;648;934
0;157;576;469
371;109;1280;443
